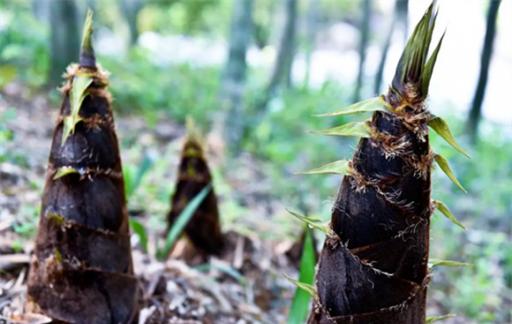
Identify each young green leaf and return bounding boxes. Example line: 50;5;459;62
287;209;330;235
426;314;456;323
157;185;212;260
288;228;317;324
433;200;465;229
62;75;93;144
428;116;470;158
393;3;437;88
79;9;96;68
284;274;317;298
315;96;390;117
313;121;371;138
429;258;471;268
301;160;350;175
433;154;467;193
421;31;445;97
53;166;79;180
129;218;148;253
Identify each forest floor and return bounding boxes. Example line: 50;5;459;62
0;83;303;323
0;83;475;323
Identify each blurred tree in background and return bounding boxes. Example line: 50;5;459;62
256;0;298;114
373;0;407;95
352;0;371;102
48;0;80;87
466;0;501;143
120;0;143;44
219;0;253;152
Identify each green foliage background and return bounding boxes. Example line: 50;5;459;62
0;1;511;322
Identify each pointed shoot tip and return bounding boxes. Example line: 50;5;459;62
185;116;202;143
80;9;96;68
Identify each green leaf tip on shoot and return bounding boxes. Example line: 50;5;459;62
315;96;391;117
428;116;470;158
46;212;65;226
185;115;204;146
313;120;371;138
80;9;96;68
300;160;350;176
426;314;456;323
428;258;471;269
432;200;465;229
157;184;212;260
61;75;93;144
53;166;80;180
392;1;440;101
286;209;331;235
421;30;445;98
433;153;467;193
284;274;317;298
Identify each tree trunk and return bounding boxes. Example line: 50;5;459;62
217;0;254;152
397;0;409;41
303;0;319;89
374;0;408;95
466;0;501;143
267;0;298;93
309;5;445;323
255;0;298;114
120;0;143;45
352;0;372;103
49;0;80;87
27;12;138;322
32;0;50;22
86;0;97;13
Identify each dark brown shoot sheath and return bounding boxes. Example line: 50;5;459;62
167;134;224;256
27;12;138;323
308;4;442;323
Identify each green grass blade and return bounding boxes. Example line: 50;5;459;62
129;218;148;253
301;160;349;175
124;153;154;198
123;165;136;198
288;228;316;324
426;314;456;323
195;261;246;284
434;154;467;193
315;96;390;117
433;200;465;229
428;116;470;158
157;185;211;260
313;121;371;138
